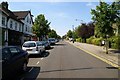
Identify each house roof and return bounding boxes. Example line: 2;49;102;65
13;11;30;19
13;11;34;23
1;6;23;24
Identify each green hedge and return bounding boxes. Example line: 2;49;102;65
86;36;94;44
76;38;82;42
108;36;120;49
86;37;103;46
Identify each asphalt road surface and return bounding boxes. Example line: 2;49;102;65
18;41;118;80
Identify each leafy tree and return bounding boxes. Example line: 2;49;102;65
48;29;58;38
91;1;119;38
67;30;73;38
76;23;89;42
87;22;95;37
32;14;51;40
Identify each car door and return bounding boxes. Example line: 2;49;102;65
8;47;24;72
2;48;13;78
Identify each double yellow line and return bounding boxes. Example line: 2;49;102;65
67;41;120;69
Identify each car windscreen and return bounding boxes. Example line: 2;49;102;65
36;42;43;46
23;43;36;47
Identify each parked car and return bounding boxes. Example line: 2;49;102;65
22;41;45;55
41;41;50;49
2;46;29;79
48;38;56;45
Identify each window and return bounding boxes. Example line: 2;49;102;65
15;22;17;30
2;16;6;26
9;47;20;55
2;48;11;60
10;20;13;29
23;43;36;47
27;17;29;22
26;25;27;31
19;24;21;31
30;20;31;24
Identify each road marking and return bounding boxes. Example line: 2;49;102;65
67;41;120;69
36;61;40;64
41;58;44;60
29;67;34;72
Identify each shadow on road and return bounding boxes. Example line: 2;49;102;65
109;50;120;54
53;43;66;46
46;46;54;50
2;67;41;80
22;66;41;80
29;51;50;58
40;66;118;73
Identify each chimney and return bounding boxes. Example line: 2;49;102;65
1;2;8;9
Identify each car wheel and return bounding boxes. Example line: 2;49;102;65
22;62;27;72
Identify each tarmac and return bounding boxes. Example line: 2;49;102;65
66;40;120;68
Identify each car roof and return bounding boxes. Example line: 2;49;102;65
24;41;36;43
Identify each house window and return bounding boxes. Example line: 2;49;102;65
2;16;6;26
10;20;13;29
27;17;29;22
15;22;17;30
19;24;21;31
25;25;27;31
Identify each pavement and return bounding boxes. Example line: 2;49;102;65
66;40;120;68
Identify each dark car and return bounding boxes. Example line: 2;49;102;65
1;46;29;79
41;41;51;49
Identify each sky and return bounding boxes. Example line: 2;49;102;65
7;2;112;36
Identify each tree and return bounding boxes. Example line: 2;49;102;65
76;23;89;42
67;30;73;38
91;1;119;38
32;14;51;40
48;29;58;38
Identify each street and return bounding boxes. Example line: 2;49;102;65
18;41;118;79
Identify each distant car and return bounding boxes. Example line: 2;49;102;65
41;41;50;49
48;38;56;45
22;41;45;55
2;46;29;79
69;38;73;42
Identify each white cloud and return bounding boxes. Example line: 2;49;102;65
57;12;68;18
86;2;96;9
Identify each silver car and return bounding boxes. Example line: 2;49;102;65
22;41;45;55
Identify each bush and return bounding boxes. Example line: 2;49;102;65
86;36;94;44
108;36;120;49
91;38;103;46
76;37;82;42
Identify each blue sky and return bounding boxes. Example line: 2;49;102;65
8;2;100;36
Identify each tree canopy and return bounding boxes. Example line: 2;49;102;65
32;14;51;40
91;1;119;38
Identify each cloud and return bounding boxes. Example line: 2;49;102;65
57;12;68;18
86;2;96;9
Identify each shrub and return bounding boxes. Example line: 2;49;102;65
76;37;82;42
108;36;120;49
91;38;103;46
86;36;94;44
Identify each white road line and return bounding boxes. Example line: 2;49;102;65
41;58;44;60
29;67;33;72
36;61;39;64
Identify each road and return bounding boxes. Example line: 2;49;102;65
19;41;118;79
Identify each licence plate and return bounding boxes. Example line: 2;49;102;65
26;49;32;51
